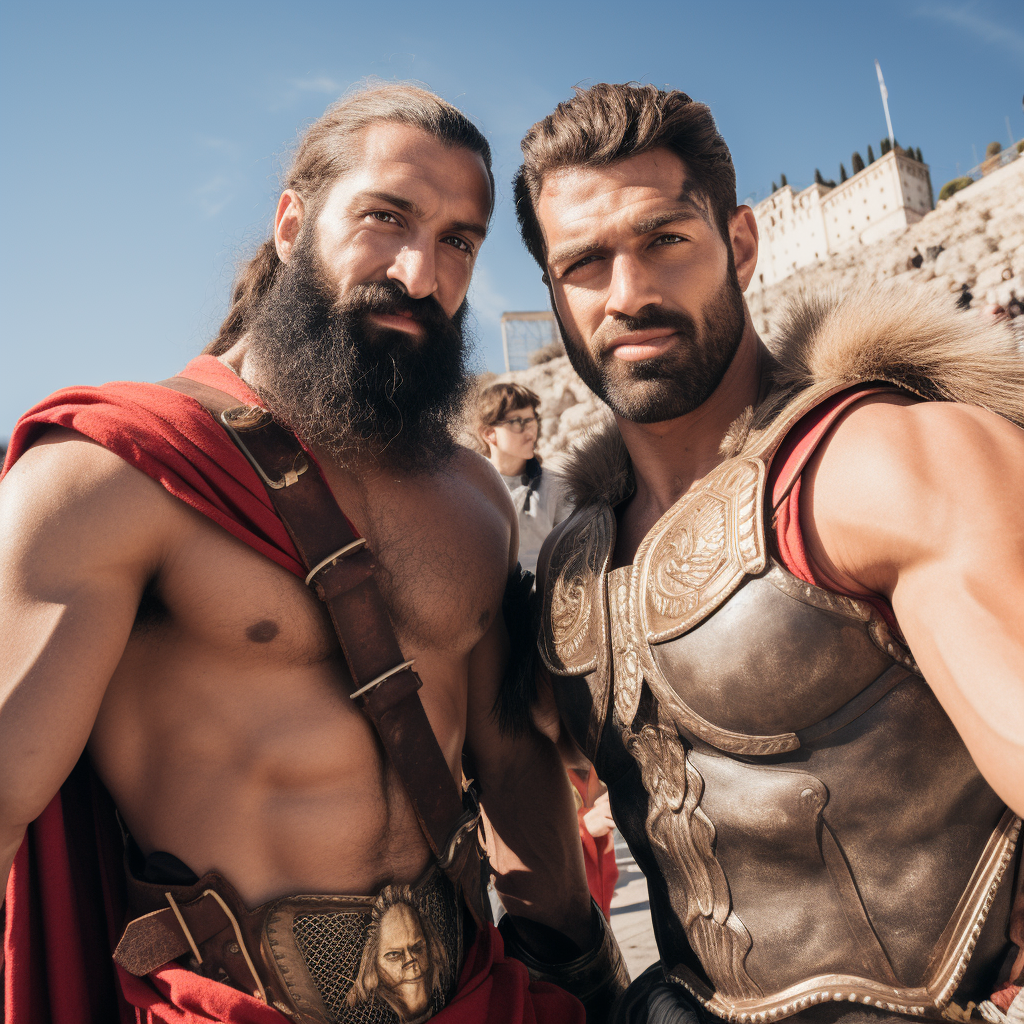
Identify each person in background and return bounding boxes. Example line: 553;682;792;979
473;382;572;574
474;381;619;919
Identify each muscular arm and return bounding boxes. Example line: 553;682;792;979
463;611;593;948
803;396;1024;814
0;431;172;893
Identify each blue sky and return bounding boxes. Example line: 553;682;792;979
1;0;1021;441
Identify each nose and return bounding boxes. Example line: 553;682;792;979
605;253;661;319
387;240;438;301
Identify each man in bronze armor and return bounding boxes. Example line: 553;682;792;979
513;83;1024;1024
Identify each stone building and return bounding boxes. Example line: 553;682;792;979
752;149;934;289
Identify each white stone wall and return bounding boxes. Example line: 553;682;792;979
753;183;832;287
752;150;934;289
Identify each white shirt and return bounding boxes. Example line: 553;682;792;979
500;463;574;575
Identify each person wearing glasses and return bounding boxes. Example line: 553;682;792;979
474;382;620;920
474;382;572;574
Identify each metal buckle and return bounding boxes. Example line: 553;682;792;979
164;891;203;964
220;409;308;490
349;659;415;700
201;890;267;1003
438;805;482;870
304;538;368;587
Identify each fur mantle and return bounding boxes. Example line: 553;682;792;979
562;283;1024;509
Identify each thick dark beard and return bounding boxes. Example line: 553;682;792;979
246;238;471;472
557;257;746;424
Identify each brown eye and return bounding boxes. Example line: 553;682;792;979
443;235;473;253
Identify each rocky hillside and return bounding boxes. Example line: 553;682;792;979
489;157;1024;461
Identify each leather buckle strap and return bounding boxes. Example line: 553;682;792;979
438;801;483;871
219;409;308;490
157;373;490;928
115;887;266;1003
304;538;368;586
350;659;416;700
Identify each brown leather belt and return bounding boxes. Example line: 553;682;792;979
114;863;466;1024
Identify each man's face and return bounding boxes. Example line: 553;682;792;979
247;122;492;468
536;148;747;423
308;121;491;328
376;903;431;1018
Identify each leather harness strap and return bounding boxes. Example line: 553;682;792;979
157;375;486;925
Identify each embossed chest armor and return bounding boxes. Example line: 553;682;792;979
538;383;1021;1023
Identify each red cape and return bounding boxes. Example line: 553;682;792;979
566;772;618;923
2;357;583;1024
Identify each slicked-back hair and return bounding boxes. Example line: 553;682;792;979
206;82;493;356
513;83;736;267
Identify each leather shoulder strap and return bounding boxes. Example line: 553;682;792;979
157;375;485;922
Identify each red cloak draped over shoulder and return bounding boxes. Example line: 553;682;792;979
1;357;583;1024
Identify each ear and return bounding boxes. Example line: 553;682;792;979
481;426;498;448
541;272;550;286
728;206;759;291
274;190;305;263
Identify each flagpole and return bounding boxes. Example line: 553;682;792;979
875;60;895;148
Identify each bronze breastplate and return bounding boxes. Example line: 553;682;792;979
540;446;1020;1023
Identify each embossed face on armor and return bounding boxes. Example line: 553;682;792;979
346;885;451;1022
537;148;745;423
376;903;431;1019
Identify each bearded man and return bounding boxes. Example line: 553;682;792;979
514;83;1024;1024
0;84;625;1024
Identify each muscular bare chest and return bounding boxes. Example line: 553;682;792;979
90;458;511;899
142;459;510;665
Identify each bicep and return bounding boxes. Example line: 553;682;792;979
805;401;1024;813
0;436;171;826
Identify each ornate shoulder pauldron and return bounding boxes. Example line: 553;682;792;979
634;458;767;642
539;456;767;670
539;502;616;677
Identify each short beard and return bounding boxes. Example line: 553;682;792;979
246;237;471;472
557;255;746;424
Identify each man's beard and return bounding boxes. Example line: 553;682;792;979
557;259;746;424
246;240;471;471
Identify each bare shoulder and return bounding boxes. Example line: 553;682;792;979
802;395;1024;594
445;445;518;573
448;444;516;519
0;428;183;576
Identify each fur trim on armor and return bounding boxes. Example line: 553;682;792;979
562;283;1024;508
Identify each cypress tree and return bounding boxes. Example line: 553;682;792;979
880;138;891;155
814;168;824;185
840;163;848;182
867;144;876;163
852;151;865;173
916;147;923;163
780;173;788;187
771;181;778;193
